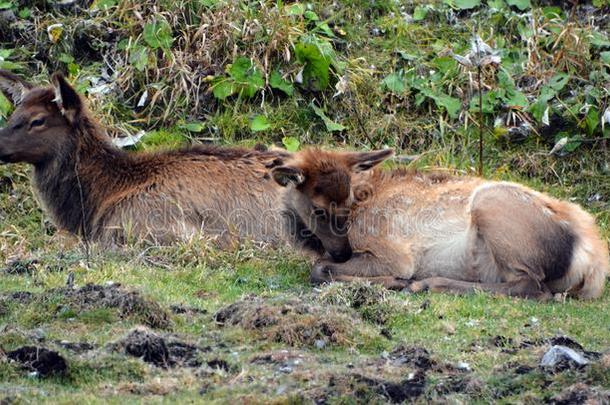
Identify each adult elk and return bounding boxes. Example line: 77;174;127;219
272;148;609;300
0;70;297;248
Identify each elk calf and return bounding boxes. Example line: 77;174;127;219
0;70;293;248
272;148;609;300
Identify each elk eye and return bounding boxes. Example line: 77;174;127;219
313;206;327;217
30;118;46;129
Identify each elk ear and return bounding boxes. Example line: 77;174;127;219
346;149;394;172
0;70;33;106
272;166;305;187
51;72;82;123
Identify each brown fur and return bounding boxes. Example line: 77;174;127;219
273;148;609;300
0;71;294;248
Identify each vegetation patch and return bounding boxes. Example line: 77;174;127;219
1;283;171;329
214;295;381;348
318;280;413;325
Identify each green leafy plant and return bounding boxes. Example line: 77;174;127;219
282;136;300;152
143;19;174;50
58;53;80;76
295;35;340;91
444;0;481;10
269;71;294;96
529;73;570;123
505;0;531;10
179;121;205;132
311;104;346;132
0;49;19;71
250;115;271;132
0;0;14;10
212;57;265;100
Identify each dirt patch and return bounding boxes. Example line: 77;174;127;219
215;296;379;347
547;383;610;404
6;346;68;377
1;291;34;304
387;344;435;370
325;371;426;403
430;374;482;397
170;304;208;316
55;340;95;354
2;260;39;276
115;328;209;368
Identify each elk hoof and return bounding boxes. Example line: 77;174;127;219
310;261;335;285
406;280;428;293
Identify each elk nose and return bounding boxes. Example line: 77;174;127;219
329;244;352;263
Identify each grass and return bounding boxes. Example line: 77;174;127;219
1;0;610;403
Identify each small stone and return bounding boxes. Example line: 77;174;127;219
540;345;589;370
314;339;326;349
279;365;293;374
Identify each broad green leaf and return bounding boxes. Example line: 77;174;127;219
585;107;599;135
530;100;548;123
250;115;271;132
448;0;481;10
58;53;74;64
285;3;305;16
91;0;117;10
0;61;20;70
487;0;505;9
601;52;610;64
315;22;335;38
181;122;205;132
564;138;581;153
212;80;235;100
143;20;173;50
0;92;13;118
506;0;531;10
295;36;338;91
67;62;79;76
504;90;528;108
228;57;264;97
0;1;13;10
469;91;498;114
0;49;12;59
431;94;461;118
282;136;300;152
413;6;428;21
432;56;457;74
18;7;31;18
269;71;294;96
548;73;569;91
311;104;346;132
590;31;610;48
304;10;319;21
542;6;563;19
497;70;528;108
381;73;406;94
129;45;149;72
397;50;418;61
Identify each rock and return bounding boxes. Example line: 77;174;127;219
540;345;589;371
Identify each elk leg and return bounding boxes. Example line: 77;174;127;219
408;277;552;300
311;253;409;290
